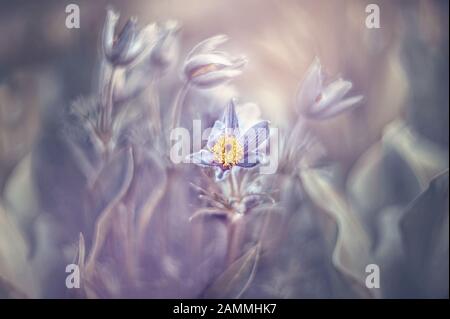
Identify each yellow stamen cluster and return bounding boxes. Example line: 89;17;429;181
211;135;244;168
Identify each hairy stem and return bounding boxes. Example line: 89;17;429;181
101;66;118;135
226;220;242;266
137;168;171;250
170;81;190;132
149;80;162;135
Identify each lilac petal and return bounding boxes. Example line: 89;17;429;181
102;8;120;57
186;150;216;167
310;79;352;114
237;151;262;168
222;99;240;131
186;34;229;60
239;120;270;155
206;120;225;150
111;18;137;61
122;42;144;66
311;95;363;119
297;57;323;114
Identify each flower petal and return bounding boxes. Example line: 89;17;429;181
239;120;270;154
311;79;352;113
222;99;240;132
186;34;229;60
229;55;248;70
185;53;233;76
297;57;323;114
151;20;180;69
110;18;138;63
186;150;216;167
102;8;120;57
206;120;225;150
237;151;263;168
189;68;243;88
128;23;159;59
310;95;363;119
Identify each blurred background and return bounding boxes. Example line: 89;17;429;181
0;0;448;298
0;0;448;190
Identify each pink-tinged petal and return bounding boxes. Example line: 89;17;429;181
186;34;229;60
296;57;323;114
310;79;352;113
189;68;243;88
184;53;234;78
310;95;364;119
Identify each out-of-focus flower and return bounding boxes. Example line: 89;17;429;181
150;20;181;72
183;35;247;88
187;99;269;180
102;7;158;67
296;57;363;119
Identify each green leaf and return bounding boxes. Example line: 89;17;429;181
89;147;134;216
301;168;375;298
400;170;449;297
0;203;36;298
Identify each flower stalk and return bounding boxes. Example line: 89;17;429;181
101;66;118;137
226;219;242;266
170;81;190;131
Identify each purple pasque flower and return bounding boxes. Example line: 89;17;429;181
297;57;363;119
183;35;247;88
187;99;270;180
150;20;181;71
102;7;158;67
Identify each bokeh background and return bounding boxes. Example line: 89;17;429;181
1;0;448;190
0;0;448;298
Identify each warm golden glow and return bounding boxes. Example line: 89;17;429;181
211;135;244;167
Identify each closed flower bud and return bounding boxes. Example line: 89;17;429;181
183;35;247;88
150;20;181;72
297;57;363;119
102;8;157;67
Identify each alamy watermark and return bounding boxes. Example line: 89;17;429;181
365;264;380;289
65;264;80;289
65;4;80;29
365;4;380;29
